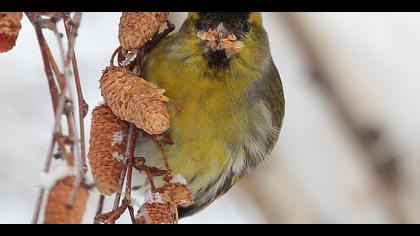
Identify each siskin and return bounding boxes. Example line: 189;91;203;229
137;12;285;218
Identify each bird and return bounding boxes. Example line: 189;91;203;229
136;12;285;218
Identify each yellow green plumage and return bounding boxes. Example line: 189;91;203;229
136;12;284;217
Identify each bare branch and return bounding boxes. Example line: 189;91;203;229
26;12;86;224
94;195;105;224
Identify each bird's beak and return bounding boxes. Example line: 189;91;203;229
197;21;244;58
215;22;230;37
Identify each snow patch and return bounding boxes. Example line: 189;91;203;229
131;189;146;207
112;151;126;163
170;174;188;186
121;50;138;67
37;161;73;190
111;131;124;146
145;191;164;204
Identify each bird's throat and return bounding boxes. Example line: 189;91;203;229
206;50;230;69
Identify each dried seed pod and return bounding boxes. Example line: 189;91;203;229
0;12;23;53
135;182;193;224
159;183;193;206
44;176;89;224
118;12;169;51
100;66;170;135
135;202;175;224
88;104;129;195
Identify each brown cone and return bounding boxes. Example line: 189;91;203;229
88;104;129;195
135;183;193;224
44;176;89;224
135;202;175;224
159;183;193;206
100;66;170;135
118;12;169;51
0;12;23;53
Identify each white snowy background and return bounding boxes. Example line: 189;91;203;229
0;12;419;224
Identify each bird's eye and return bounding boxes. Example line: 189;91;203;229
242;22;250;33
195;21;204;31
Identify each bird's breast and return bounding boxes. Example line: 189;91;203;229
140;48;274;196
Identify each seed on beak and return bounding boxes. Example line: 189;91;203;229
197;26;245;58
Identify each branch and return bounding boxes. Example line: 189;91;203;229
123;126;138;223
93;195;105;224
63;13;88;170
29;18;59;111
26;12;86;224
29;17;70;222
61;13;85;209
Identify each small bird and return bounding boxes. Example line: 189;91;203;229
137;12;285;218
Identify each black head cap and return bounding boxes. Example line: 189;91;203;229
198;12;250;23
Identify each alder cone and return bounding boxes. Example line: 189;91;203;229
0;12;23;53
118;12;169;51
135;202;175;224
135;184;193;224
88;104;129;195
44;176;89;224
100;66;170;135
159;183;193;206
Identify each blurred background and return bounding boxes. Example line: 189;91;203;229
1;12;420;224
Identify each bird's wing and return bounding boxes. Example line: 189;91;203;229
256;58;285;152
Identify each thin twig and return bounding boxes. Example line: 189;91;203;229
64;17;88;170
94;195;105;224
63;13;81;67
44;39;66;97
31;189;46;224
106;125;137;224
29;13;61;223
30;35;70;224
27;12;85;223
33;64;69;223
31;22;59;111
132;156;167;193
124;127;137;199
54;12;84;209
64;104;76;157
128;205;136;224
149;134;172;181
142;20;175;55
70;54;88;169
49;20;66;71
46;18;78;161
110;46;122;67
31;63;68;224
123;127;138;223
111;125;134;218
